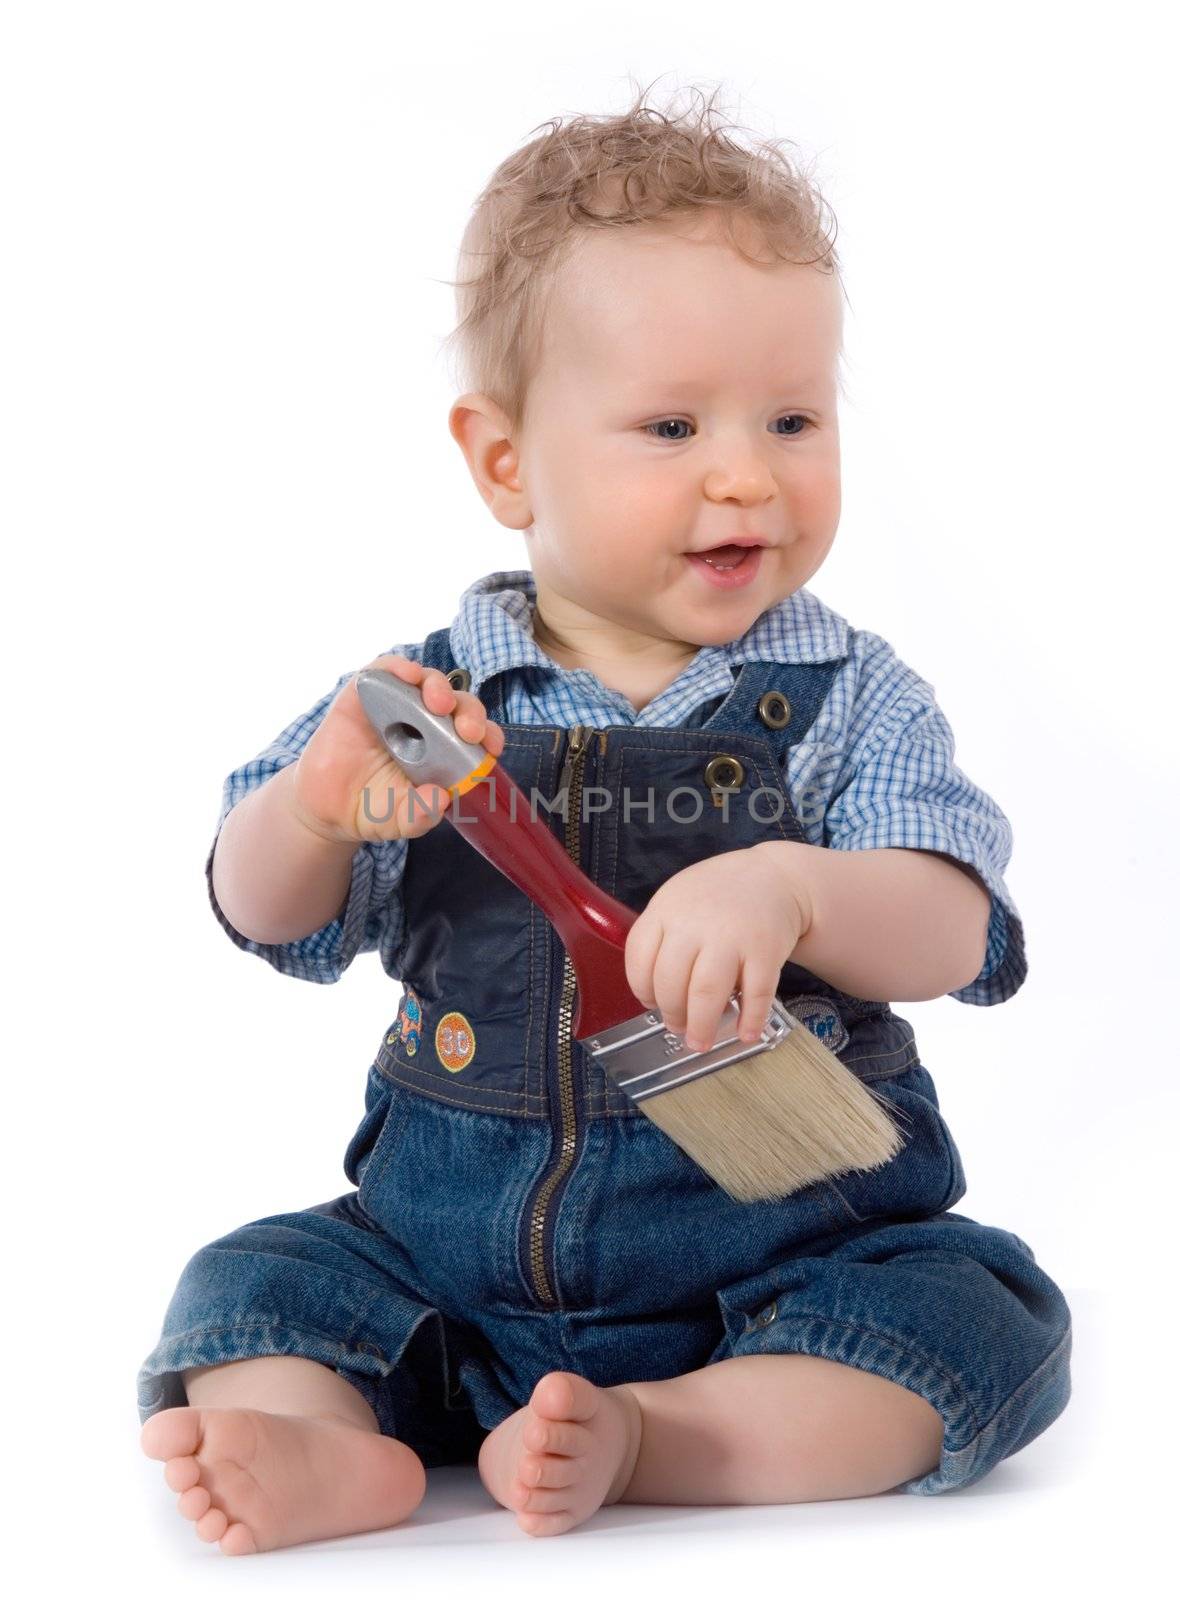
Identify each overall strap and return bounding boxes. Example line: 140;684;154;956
419;627;457;675
419;625;508;721
700;657;845;757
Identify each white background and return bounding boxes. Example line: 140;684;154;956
4;0;1175;1593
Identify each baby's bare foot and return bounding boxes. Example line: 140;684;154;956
477;1371;643;1537
140;1405;426;1555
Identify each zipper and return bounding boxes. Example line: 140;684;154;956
524;723;591;1307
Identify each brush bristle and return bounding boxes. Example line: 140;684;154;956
637;1024;907;1203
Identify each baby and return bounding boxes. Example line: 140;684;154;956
138;85;1072;1552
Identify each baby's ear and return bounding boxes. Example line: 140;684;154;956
448;390;487;444
448;391;513;453
449;395;533;531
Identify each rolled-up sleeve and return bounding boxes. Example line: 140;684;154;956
205;650;417;984
821;678;1027;1006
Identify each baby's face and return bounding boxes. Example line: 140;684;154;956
515;215;843;651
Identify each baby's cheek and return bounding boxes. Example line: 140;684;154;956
789;461;841;535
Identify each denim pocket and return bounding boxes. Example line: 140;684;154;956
343;1063;396;1190
776;981;920;1085
816;1060;965;1230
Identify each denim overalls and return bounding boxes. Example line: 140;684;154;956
137;628;1072;1494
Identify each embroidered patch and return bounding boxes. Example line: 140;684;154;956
389;984;422;1057
783;994;849;1054
435;1010;476;1073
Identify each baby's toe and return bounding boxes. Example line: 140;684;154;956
518;1507;577;1538
520;1451;579;1489
529;1371;578;1418
177;1484;211;1522
515;1482;579;1516
164;1455;201;1493
524;1416;585;1456
141;1407;201;1463
218;1521;259;1557
195;1505;229;1544
530;1370;599;1422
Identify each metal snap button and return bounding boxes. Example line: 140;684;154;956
757;690;792;729
704;753;746;790
753;1302;778;1329
446;667;471;692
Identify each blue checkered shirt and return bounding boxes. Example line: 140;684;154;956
206;568;1026;1006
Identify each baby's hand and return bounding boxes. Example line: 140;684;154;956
622;845;811;1051
288;654;505;846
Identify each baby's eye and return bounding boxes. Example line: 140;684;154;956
642;415;810;442
644;418;693;442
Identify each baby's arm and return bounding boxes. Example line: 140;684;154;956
210;654;503;952
781;628;1026;1009
211;763;357;945
756;840;991;1002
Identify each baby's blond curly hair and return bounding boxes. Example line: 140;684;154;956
439;76;840;435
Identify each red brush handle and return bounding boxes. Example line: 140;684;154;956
446;762;641;1038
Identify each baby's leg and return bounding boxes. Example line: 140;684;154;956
140;1355;426;1556
479;1353;942;1535
617;1352;943;1504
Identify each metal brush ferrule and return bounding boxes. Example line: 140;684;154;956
583;995;799;1101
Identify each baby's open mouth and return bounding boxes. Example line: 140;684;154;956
684;543;765;589
695;543;752;570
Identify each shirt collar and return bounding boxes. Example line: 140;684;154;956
449;568;850;700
